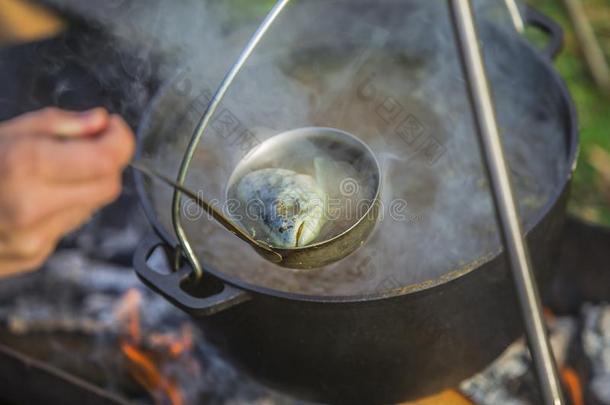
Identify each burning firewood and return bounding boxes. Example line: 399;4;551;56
0;249;288;404
115;288;201;405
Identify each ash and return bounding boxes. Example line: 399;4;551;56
0;248;301;405
461;305;610;405
582;304;610;404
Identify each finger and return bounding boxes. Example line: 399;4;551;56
0;207;93;260
0;258;47;279
0;107;109;138
36;115;135;183
35;137;118;183
0;238;58;277
0;175;122;230
101;115;136;168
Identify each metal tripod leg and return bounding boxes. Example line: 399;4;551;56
448;1;565;404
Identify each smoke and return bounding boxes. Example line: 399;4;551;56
44;1;568;296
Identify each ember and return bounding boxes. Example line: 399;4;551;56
121;344;183;405
0;248;296;404
115;288;198;405
561;367;584;405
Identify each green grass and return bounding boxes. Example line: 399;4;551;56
527;0;610;225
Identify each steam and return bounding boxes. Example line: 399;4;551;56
45;1;567;296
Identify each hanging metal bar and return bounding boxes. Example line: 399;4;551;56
171;0;291;280
447;1;564;404
505;0;525;32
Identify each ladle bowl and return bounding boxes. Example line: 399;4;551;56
133;127;382;270
228;127;382;269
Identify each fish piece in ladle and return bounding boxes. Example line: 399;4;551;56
235;168;326;248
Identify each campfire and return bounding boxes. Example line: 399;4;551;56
460;308;587;405
0;248;292;405
115;288;198;405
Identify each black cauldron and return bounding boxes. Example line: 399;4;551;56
133;5;578;404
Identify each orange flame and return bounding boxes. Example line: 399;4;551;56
561;367;584;405
148;325;194;359
543;308;584;405
121;342;184;405
114;289;142;343
116;288;190;405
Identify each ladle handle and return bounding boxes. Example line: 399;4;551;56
133;232;251;316
524;6;564;60
130;162;283;264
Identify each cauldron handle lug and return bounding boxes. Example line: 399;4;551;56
523;6;564;60
133;232;251;316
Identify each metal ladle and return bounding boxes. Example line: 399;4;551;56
132;126;381;271
130;161;283;265
131;127;381;269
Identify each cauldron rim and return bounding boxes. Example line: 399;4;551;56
133;15;579;304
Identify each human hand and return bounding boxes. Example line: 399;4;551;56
0;107;135;278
